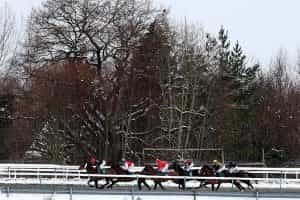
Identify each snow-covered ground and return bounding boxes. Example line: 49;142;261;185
0;193;299;200
1;163;300;199
0;177;298;190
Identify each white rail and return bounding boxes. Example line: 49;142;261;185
1;163;300;183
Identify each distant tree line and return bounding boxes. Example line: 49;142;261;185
0;0;300;166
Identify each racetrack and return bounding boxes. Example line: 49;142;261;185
2;163;300;199
2;184;300;200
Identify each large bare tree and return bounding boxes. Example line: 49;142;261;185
0;2;15;70
23;0;161;163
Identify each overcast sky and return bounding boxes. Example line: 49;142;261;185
2;0;300;67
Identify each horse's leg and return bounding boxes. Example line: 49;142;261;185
182;181;185;191
198;181;208;189
88;178;96;187
249;181;254;189
216;182;221;191
198;181;203;188
245;180;254;189
234;181;244;191
241;180;251;190
143;179;151;190
107;180;116;189
153;181;158;190
138;178;142;190
87;179;93;187
99;178;110;189
159;182;165;190
138;178;148;190
95;179;98;188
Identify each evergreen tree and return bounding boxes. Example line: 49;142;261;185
213;27;260;160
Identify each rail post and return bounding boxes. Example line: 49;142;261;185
131;188;134;200
54;168;57;184
69;187;72;200
37;168;42;185
184;176;186;190
6;186;9;198
66;168;69;180
8;167;10;179
193;190;196;200
279;171;283;192
136;174;139;191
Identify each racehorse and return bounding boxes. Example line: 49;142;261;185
198;165;246;191
79;160;151;190
139;164;186;190
226;169;256;190
168;161;204;189
79;159;110;189
104;164;151;190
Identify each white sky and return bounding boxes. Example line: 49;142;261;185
2;0;300;67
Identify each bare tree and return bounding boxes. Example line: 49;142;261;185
0;2;15;70
24;0;156;74
23;0;160;163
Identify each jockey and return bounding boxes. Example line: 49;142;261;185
228;161;239;174
89;157;97;171
96;160;106;174
156;159;169;174
212;159;226;177
119;158;134;174
88;157;107;174
183;159;194;176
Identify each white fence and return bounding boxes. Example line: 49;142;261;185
1;163;300;186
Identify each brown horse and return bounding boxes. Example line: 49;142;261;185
138;164;185;190
198;165;247;191
168;161;204;189
104;164;151;190
79;160;151;190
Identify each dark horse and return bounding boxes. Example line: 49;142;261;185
199;165;255;191
79;160;151;190
169;161;205;189
138;164;186;190
79;159;110;189
105;164;151;190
